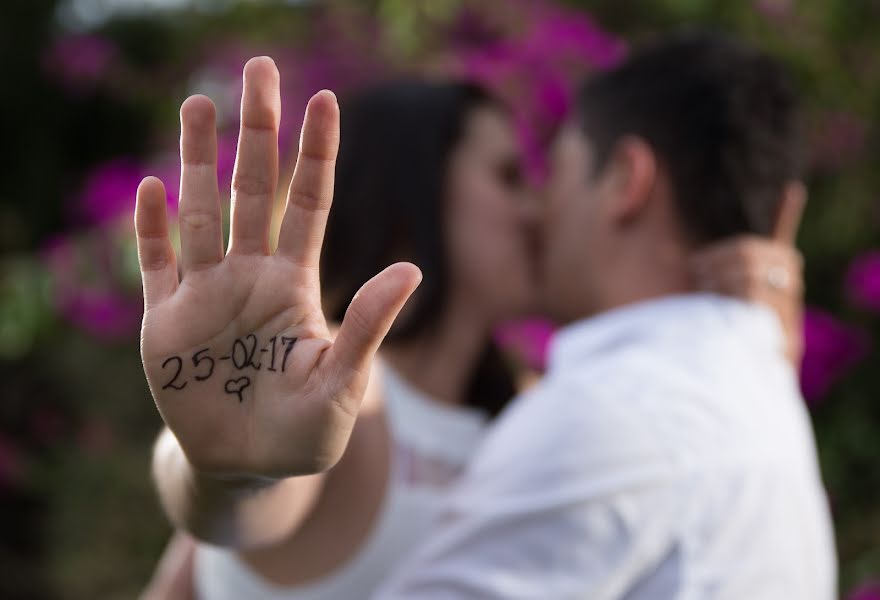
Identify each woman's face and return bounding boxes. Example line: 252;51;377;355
445;105;540;323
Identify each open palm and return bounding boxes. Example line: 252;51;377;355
136;57;420;479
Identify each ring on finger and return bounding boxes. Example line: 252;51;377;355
766;265;790;291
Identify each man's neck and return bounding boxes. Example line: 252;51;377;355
598;268;693;318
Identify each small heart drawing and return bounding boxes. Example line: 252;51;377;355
224;377;251;403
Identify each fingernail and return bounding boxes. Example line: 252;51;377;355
316;89;338;106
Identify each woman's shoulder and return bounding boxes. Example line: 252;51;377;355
377;360;489;487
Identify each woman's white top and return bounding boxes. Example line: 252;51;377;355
194;365;489;599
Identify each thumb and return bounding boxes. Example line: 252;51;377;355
772;180;807;244
330;262;422;379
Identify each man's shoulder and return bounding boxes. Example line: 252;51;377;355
494;347;659;441
504;358;641;425
452;363;674;507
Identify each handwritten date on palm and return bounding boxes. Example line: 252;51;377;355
160;335;297;402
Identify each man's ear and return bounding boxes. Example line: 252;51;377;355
604;135;658;225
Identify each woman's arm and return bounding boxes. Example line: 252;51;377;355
140;531;197;600
151;427;326;549
150;353;384;551
145;358;387;594
137;57;418;550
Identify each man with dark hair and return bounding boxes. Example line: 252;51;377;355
577;32;802;241
375;32;836;599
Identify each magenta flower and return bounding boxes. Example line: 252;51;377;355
533;75;571;123
147;158;181;208
42;233;143;341
845;251;880;311
42;34;117;95
77;158;144;226
495;319;556;371
217;133;238;190
848;580;880;600
800;308;870;404
58;289;144;340
524;9;626;71
454;5;623;181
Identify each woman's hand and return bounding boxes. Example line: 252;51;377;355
137;57;420;482
691;182;807;363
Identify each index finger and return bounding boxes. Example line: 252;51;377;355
690;235;802;277
772;180;807;244
275;90;340;269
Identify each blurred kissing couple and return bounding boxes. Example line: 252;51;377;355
138;30;835;600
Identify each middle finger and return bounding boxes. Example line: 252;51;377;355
228;56;281;256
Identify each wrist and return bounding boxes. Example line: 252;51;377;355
154;427;274;497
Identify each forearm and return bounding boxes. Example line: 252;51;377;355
152;427;324;549
141;531;196;600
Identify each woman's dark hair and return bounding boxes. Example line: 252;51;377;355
321;79;516;418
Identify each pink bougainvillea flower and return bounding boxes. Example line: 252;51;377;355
42;233;143;341
848;580;880;600
146;157;181;208
495;318;556;371
59;289;143;340
845;251;880;311
800;308;870;404
523;8;626;71
77;158;144;226
453;4;624;181
42;34;118;94
216;132;239;188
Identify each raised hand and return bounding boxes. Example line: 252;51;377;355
691;181;806;362
136;57;421;480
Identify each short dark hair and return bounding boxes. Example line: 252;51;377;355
576;31;802;242
321;79;516;418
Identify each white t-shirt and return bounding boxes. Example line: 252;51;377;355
194;365;489;599
376;294;837;599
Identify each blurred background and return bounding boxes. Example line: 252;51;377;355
0;0;878;598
